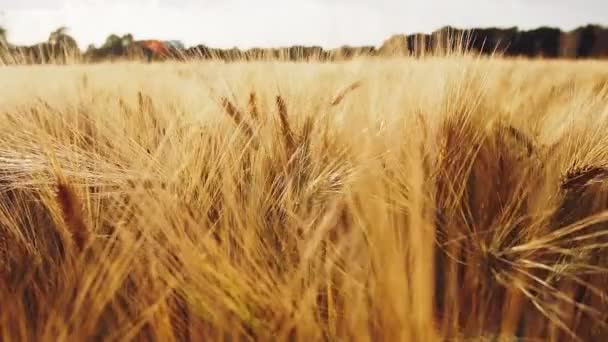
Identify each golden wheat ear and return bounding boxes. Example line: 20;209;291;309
220;96;254;139
560;166;608;193
552;165;608;340
275;95;296;156
553;165;608;227
496;123;538;158
55;178;90;252
137;91;154;113
248;92;259;121
330;81;361;107
300;116;314;144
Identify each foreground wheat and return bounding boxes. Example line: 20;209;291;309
0;57;607;341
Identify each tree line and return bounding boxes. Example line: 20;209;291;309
1;24;607;64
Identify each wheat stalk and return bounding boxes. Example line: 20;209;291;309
220;97;254;139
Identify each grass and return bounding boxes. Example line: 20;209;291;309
0;56;607;341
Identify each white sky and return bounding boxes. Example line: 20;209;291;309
1;0;607;49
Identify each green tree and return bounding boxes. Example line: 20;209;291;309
121;34;134;48
102;33;134;52
48;26;78;50
46;26;80;63
0;26;7;48
86;43;96;53
103;34;121;49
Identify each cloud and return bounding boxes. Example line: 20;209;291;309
0;0;61;10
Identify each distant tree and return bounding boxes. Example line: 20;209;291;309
577;24;599;58
102;33;135;49
86;43;96;53
46;26;80;63
103;34;121;49
48;26;66;44
0;26;7;48
121;34;134;47
48;26;78;50
99;33;135;60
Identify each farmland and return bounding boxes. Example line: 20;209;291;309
0;56;608;341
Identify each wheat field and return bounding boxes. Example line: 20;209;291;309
0;56;608;341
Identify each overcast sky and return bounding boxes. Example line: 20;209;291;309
1;0;607;49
